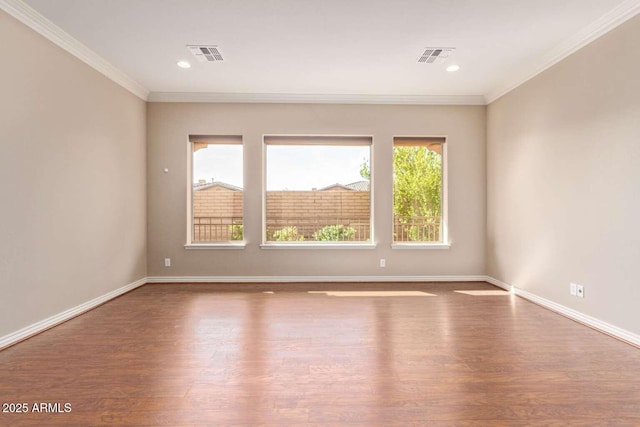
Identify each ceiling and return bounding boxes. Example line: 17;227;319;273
13;0;639;103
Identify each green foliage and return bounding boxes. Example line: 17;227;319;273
312;224;356;241
359;157;371;180
229;224;243;241
272;226;304;241
360;146;441;220
393;146;442;218
364;146;441;241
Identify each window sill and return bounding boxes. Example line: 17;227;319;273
260;243;377;250
391;242;451;250
184;242;247;250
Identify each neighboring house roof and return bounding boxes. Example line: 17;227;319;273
314;180;371;191
194;180;369;192
344;180;370;191
317;183;354;191
193;181;243;192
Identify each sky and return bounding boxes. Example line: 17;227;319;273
193;145;243;186
193;144;370;191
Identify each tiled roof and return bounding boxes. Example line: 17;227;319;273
317;183;353;191
193;181;243;192
194;180;369;192
317;181;369;192
344;180;370;191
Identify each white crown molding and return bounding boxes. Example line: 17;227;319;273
485;0;640;103
147;92;487;106
485;276;640;348
146;275;487;283
0;0;150;100
0;277;146;351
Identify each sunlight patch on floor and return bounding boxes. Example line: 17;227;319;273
308;291;437;297
454;290;510;296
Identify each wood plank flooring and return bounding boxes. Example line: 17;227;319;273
1;282;639;426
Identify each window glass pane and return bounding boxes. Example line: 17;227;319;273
265;142;371;242
192;143;243;242
393;142;443;242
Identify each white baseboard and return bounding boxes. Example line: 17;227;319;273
484;276;513;292
146;275;487;283
0;277;147;350
485;276;640;348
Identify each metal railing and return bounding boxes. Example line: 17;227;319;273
193;216;440;242
193;217;243;242
266;217;370;241
394;216;441;242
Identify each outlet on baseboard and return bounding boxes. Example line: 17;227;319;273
164;258;171;267
379;258;386;268
570;282;577;296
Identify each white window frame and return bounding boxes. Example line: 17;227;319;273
185;135;246;250
391;136;450;250
260;135;376;249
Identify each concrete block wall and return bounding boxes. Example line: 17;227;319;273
192;186;370;241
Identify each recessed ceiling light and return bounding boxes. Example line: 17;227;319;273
177;60;191;69
446;64;460;72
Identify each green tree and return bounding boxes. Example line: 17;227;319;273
360;147;441;217
359;157;370;180
360;146;442;241
392;146;441;218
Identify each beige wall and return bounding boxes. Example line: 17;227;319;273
0;11;147;338
147;103;486;277
487;15;640;334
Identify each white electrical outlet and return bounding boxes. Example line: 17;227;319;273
164;258;171;267
570;283;577;296
576;284;584;298
379;258;386;268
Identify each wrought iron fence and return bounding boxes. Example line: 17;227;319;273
394;216;441;242
193;216;440;242
193;217;243;242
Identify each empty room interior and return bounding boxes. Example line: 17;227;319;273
1;0;639;425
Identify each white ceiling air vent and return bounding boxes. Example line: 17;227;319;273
188;45;224;62
418;47;455;64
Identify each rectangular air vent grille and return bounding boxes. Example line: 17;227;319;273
188;45;224;62
418;47;455;64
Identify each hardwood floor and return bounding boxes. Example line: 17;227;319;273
1;282;639;426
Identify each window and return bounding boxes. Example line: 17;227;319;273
188;135;243;244
264;135;372;244
393;136;446;244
